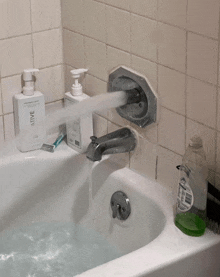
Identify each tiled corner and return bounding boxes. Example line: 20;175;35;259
106;5;130;52
131;14;157;62
93;113;108;137
187;0;220;39
157;146;182;194
61;0;84;34
158;22;186;73
0;35;33;77
0;0;31;40
31;0;61;32
130;0;157;19
187;32;218;85
107;121;130;167
130;135;157;180
1;75;22;114
107;46;131;75
131;55;157;92
84;37;107;81
158;65;185;115
63;30;85;68
4;113;15;142
186;77;217;129
35;65;64;104
158;0;187;28
33;28;63;69
84;0;106;42
158;107;185;155
186;118;216;171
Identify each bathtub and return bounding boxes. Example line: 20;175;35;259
0;142;220;277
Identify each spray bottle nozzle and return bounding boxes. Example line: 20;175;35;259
70;68;88;96
23;68;39;96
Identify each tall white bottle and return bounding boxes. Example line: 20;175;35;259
13;68;46;152
64;68;93;153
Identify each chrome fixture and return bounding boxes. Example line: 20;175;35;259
110;191;131;220
86;127;136;162
108;66;158;128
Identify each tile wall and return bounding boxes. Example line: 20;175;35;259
1;0;220;196
62;0;220;194
0;0;64;145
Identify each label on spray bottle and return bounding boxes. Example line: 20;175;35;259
177;176;194;212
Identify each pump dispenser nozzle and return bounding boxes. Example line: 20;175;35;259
70;68;88;96
23;68;39;96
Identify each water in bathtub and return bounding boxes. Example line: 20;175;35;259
0;222;122;277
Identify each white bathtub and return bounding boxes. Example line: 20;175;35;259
1;142;220;277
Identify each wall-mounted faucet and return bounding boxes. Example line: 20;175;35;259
86;128;137;162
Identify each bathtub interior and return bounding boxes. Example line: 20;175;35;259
0;147;166;258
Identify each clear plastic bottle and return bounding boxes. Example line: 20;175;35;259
175;136;208;236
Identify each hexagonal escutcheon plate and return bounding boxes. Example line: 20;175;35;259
108;66;158;128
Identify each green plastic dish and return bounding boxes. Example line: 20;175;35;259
175;213;206;237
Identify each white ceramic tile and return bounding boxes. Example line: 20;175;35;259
130;0;157;19
0;116;4;147
31;0;61;32
33;29;63;69
61;0;84;34
216;132;220;174
84;0;106;42
131;55;157;92
107;121;130;167
106;5;130;52
158;65;185;115
186;118;216;171
4;113;15;142
186;77;217;129
217;89;220;132
130;135;157;180
84;37;107;81
131;14;157;62
187;33;218;85
130;122;158;145
158;0;187;28
35;65;64;103
0;0;31;39
187;0;220;39
158;107;185;155
63;30;85;69
93;113;108;137
0;35;33;77
158;22;186;73
157;146;182;194
85;74;108;118
1;75;22;114
0;85;2;115
107;46;131;75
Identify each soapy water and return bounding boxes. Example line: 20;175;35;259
0;222;122;277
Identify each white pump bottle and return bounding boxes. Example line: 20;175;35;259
13;68;46;152
64;69;93;153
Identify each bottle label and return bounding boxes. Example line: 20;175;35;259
177;177;194;212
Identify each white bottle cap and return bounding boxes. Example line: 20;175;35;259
70;68;88;96
189;136;203;148
23;68;39;96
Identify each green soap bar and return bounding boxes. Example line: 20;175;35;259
175;213;206;237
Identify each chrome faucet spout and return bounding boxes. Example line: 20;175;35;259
86;128;137;162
